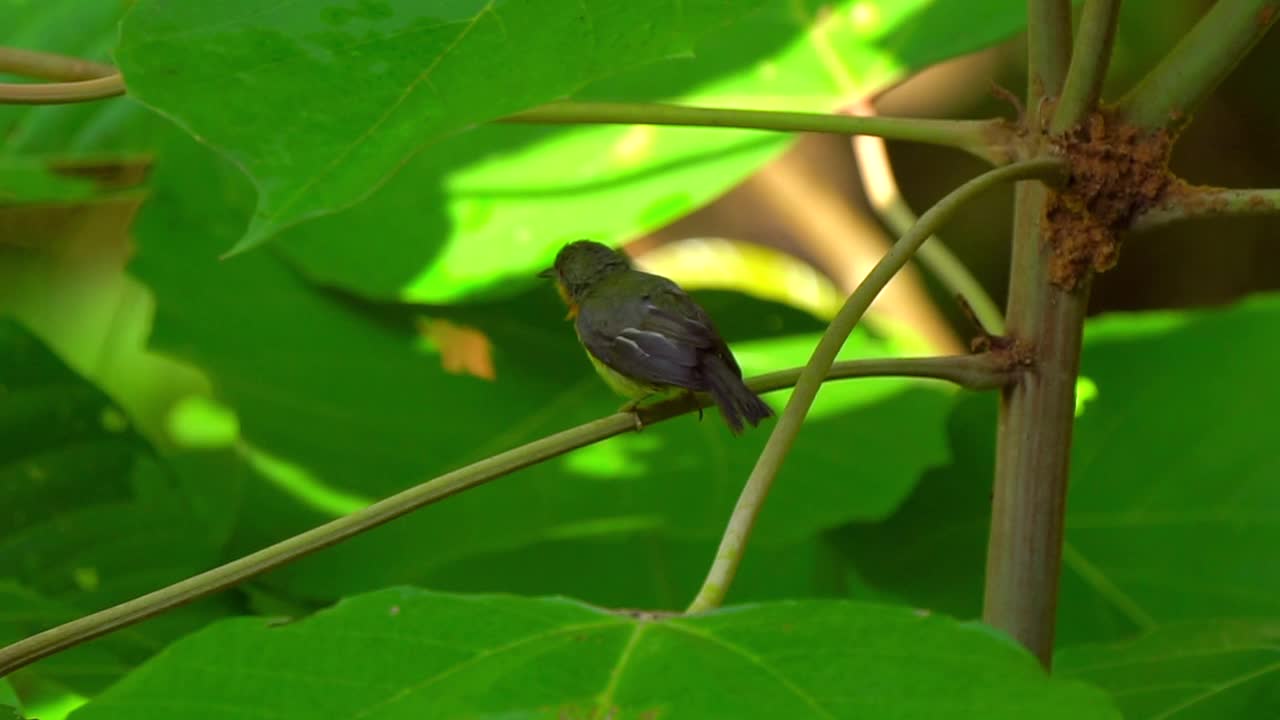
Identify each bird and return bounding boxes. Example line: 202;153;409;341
540;239;774;434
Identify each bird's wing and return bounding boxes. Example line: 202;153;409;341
576;278;731;390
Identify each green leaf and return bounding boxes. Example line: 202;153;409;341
2;0;161;157
116;0;767;253
274;0;1034;302
132;132;954;607
0;583;128;698
838;296;1280;644
1056;620;1280;719
0;677;21;712
410;533;849;613
69;588;1118;719
0;320;235;694
0;158;96;204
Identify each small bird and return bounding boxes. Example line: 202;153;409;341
540;239;774;433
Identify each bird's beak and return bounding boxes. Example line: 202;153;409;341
537;268;556;279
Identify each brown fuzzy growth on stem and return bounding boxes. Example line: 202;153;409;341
1044;110;1173;288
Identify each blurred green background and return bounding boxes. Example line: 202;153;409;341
2;1;1278;718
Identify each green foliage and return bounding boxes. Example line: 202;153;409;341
0;158;95;203
838;297;1280;645
0;322;236;696
1057;620;1280;719
131;130;955;606
69;587;1118;719
0;678;20;713
269;0;1035;302
2;0;1276;717
116;0;767;253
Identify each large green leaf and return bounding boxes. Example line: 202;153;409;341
1056;620;1280;719
132;131;955;607
68;587;1118;719
838;296;1280;644
0;584;127;698
0;679;16;710
0;320;235;695
274;0;1033;302
116;0;767;253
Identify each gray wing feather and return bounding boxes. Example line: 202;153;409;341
577;282;733;390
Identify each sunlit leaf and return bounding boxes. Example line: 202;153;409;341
116;0;768;253
273;0;1033;301
131;132;955;608
69;588;1119;720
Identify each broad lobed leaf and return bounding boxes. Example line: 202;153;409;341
838;296;1280;646
271;0;1034;302
130;131;954;607
67;587;1119;719
115;0;764;253
1057;620;1280;719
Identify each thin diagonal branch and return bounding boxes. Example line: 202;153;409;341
502;101;1017;165
0;353;1015;679
685;158;1066;614
1118;0;1279;130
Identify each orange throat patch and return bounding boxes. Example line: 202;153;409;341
553;278;579;319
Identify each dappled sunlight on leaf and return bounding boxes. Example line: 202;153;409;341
165;395;240;449
634;237;842;320
236;441;372;518
271;0;1037;302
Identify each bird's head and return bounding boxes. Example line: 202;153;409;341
539;240;631;315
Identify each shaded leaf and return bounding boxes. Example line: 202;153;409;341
116;0;766;252
69;588;1118;719
1;677;21;712
1;0;155;157
274;0;1034;302
1057;620;1280;719
132;132;955;607
0;321;235;695
0;158;95;204
838;296;1280;644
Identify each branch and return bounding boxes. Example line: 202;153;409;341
1027;0;1074;105
685;158;1066;614
0;47;114;82
847;101;1006;335
1118;0;1280;130
1051;0;1121;132
501;101;1016;165
0;354;1014;678
1132;184;1280;231
0;72;124;104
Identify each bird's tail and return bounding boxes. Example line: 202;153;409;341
704;356;774;434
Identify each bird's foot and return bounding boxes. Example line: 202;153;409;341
618;397;649;432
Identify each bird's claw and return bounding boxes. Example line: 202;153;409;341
618;399;646;432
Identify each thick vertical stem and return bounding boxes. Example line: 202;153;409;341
986;178;1089;668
